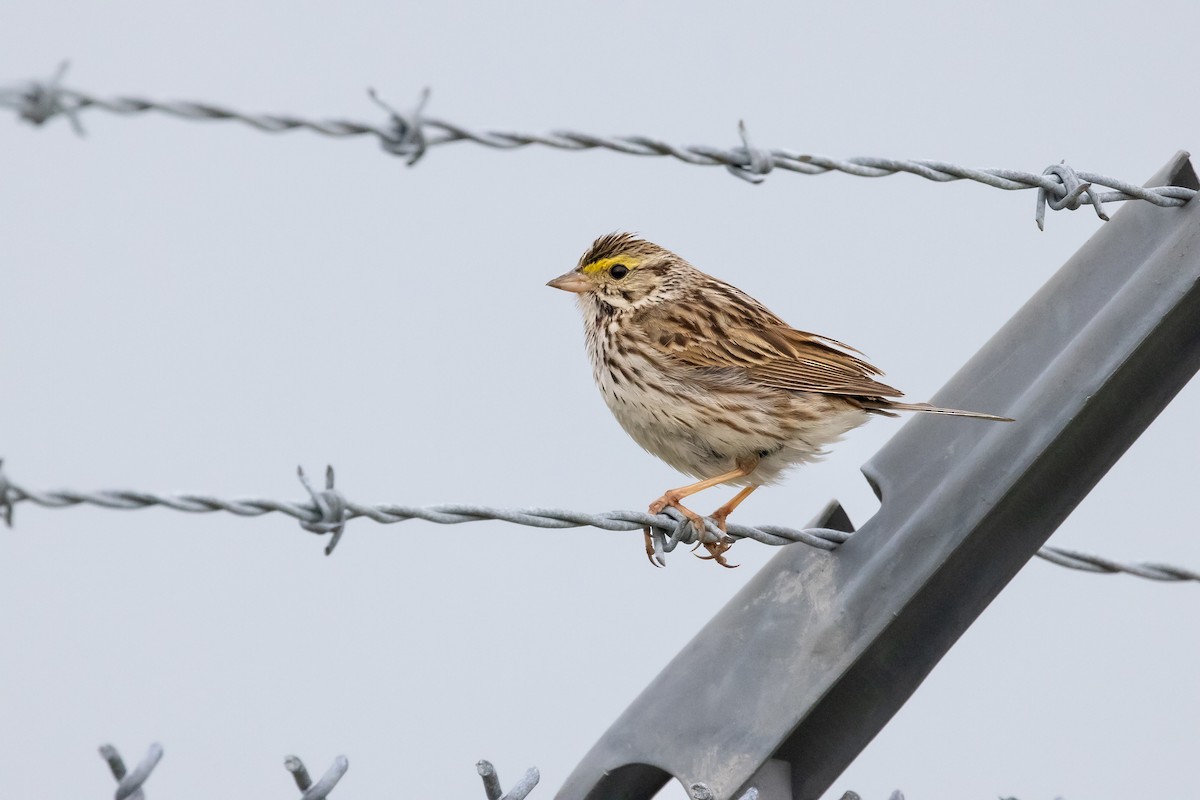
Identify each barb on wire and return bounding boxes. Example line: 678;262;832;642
476;760;540;800
297;465;348;555
2;63;1194;227
1;461;1195;582
99;742;163;800
5;61;84;133
727;119;772;184
1035;161;1111;230
284;754;349;800
368;86;429;165
80;743;1030;800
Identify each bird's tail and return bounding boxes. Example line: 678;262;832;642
863;400;1014;422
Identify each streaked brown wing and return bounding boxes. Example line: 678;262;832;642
634;295;903;399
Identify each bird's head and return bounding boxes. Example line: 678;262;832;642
547;232;689;311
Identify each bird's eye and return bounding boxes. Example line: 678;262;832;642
609;264;629;280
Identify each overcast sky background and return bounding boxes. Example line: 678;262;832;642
2;2;1198;798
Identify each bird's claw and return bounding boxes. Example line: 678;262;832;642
694;536;739;568
643;527;665;568
694;513;738;568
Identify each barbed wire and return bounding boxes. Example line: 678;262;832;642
2;63;1194;229
95;743;543;799
88;742;909;799
1;460;1195;581
78;742;1058;799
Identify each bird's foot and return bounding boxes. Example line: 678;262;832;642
644;492;707;568
694;538;737;568
693;513;738;569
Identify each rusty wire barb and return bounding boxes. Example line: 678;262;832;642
1;461;1196;582
99;743;162;800
1;63;1194;227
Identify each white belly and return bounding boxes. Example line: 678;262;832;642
586;324;867;485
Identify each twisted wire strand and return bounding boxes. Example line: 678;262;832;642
1;65;1194;227
1;462;1195;582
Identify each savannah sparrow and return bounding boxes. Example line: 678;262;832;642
548;233;1011;568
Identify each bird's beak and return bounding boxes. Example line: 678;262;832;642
546;271;592;294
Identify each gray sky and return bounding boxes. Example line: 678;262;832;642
2;1;1198;798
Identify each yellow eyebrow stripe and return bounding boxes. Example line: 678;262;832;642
581;256;640;275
